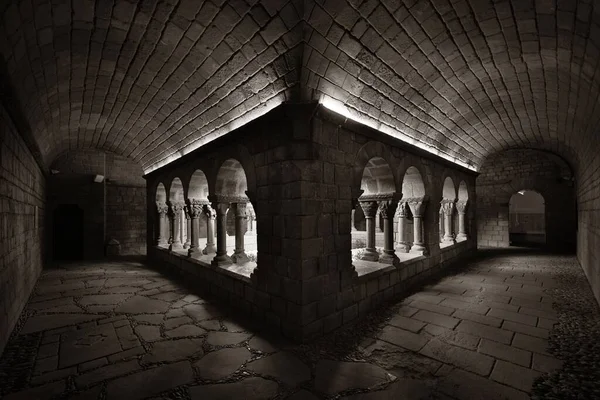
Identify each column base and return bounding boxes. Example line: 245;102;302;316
203;244;217;255
359;249;379;262
409;244;428;256
396;242;410;253
169;242;183;251
456;233;468;241
183;242;190;249
443;237;456;245
379;252;400;266
231;251;249;264
187;247;201;258
212;254;232;267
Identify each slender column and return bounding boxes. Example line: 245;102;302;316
247;207;255;233
231;202;249;263
211;201;232;266
168;201;184;251
351;209;357;231
407;197;428;255
396;201;410;253
202;204;217;254
359;200;379;261
439;208;444;242
156;202;169;246
183;208;191;249
441;200;456;245
186;199;204;257
379;199;399;265
456;200;468;241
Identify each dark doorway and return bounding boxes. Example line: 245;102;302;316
53;204;84;260
509;190;546;247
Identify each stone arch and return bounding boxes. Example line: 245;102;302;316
215;159;249;198
169;177;184;202
155;183;167;203
187;170;209;200
360;157;396;196
353;141;399;198
458;181;469;201
442;177;457;200
401;166;426;198
212;144;256;204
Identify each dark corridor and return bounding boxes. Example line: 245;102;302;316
53;204;84;260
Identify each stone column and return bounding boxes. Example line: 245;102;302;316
379;199;399;266
441;200;456;245
359;200;379;261
351;208;357;232
183;208;191;249
186;199;204;257
168;201;184;251
202;204;217;255
156;202;169;246
396;201;410;253
231;202;249;263
211;201;232;266
456;200;468;241
407;197;428;255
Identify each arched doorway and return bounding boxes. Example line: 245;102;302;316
509;190;546;247
53;204;84;260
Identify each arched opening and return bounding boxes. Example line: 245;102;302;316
509;190;546;247
397;167;427;257
168;178;185;251
154;183;168;247
186;170;214;258
353;157;396;265
53;204;84;261
440;177;457;247
213;159;256;274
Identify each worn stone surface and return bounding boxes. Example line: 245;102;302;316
194;347;252;380
247;352;311;385
188;377;279;400
315;359;396;395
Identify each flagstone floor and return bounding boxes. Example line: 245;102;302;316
0;249;596;399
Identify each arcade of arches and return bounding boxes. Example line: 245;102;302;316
0;0;599;399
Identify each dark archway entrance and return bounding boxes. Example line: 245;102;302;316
53;204;84;260
509;190;546;247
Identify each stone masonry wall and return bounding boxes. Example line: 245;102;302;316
476;149;576;250
0;105;45;354
49;151;146;258
147;103;477;341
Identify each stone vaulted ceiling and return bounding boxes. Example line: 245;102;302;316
0;0;599;174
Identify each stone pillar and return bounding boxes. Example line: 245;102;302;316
183;209;191;249
407;197;428;255
186;199;204;257
456;200;468;241
202;204;217;255
439;208;444;242
378;199;399;266
441;200;456;245
156;202;169;246
351;208;357;232
396;201;410;253
211;201;232;266
231;202;249;263
168;201;184;251
359;200;379;261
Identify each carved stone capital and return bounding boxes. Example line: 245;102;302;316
203;204;217;219
156;202;169;216
378;199;398;219
455;200;468;214
359;200;379;218
211;202;230;217
168;201;185;215
234;202;247;217
440;199;455;216
406;196;428;217
208;194;249;204
396;201;409;218
186;198;206;218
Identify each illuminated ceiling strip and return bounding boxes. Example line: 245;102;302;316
143;96;285;175
318;94;478;172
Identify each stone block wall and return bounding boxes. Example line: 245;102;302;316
476;149;576;251
147;103;477;342
48;150;146;258
0;105;45;354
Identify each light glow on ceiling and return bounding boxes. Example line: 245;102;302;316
319;94;478;172
143;94;285;175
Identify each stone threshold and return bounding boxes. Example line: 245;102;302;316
355;255;426;282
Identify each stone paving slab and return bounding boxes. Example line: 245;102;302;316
0;252;588;399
